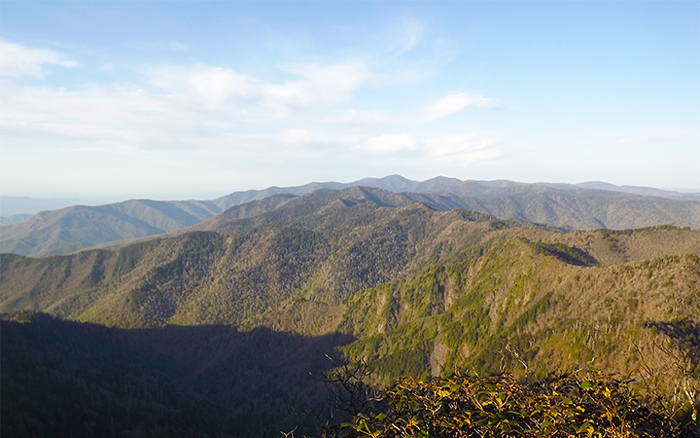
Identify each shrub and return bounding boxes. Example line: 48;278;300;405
341;371;695;437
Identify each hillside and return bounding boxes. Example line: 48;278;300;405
0;199;220;256
2;188;699;436
1;188;508;326
1;187;698;344
2;177;699;256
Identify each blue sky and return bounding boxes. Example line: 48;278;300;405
1;1;698;201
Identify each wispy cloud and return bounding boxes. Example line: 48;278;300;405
349;131;504;170
319;108;399;127
423;92;500;121
0;37;506;197
354;134;417;153
396;18;423;54
169;42;191;52
0;65;366;158
0;82;197;152
148;62;368;110
0;40;77;77
188;67;258;106
424;132;503;165
263;62;368;109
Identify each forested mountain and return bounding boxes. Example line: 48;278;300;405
2;185;699;436
2;177;699;256
2;186;698;333
0;199;220;256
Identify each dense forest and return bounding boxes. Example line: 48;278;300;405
2;186;699;436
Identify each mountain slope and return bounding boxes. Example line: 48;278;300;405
0;199;220;256
1;189;509;326
1;188;698;332
2;178;700;256
337;237;700;382
75;186;700;254
2;191;699;435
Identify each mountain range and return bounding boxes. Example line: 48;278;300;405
2;175;699;257
3;187;699;364
2;180;699;437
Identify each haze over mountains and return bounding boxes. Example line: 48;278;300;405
1;175;699;257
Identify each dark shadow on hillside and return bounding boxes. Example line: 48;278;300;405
530;242;599;267
646;319;700;368
1;313;354;438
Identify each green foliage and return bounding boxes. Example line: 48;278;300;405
3;192;700;438
342;319;439;382
80;251;107;287
373;347;430;379
114;239;160;276
122;231;225;326
510;292;554;332
343;371;693;437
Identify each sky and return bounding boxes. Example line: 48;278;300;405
1;1;699;202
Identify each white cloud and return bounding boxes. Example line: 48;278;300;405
0;36;509;195
262;62;368;108
0;82;201;151
0;74;344;162
188;67;258;106
277;129;333;146
354;134;417;153
148;62;368;111
424;132;503;165
0;40;77;77
320;108;398;127
423;92;500;121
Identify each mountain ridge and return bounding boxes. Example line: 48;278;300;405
2;176;700;256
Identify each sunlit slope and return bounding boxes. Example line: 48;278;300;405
334;234;700;383
0;189;508;326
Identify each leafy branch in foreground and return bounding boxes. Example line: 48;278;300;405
636;320;700;430
341;371;696;438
